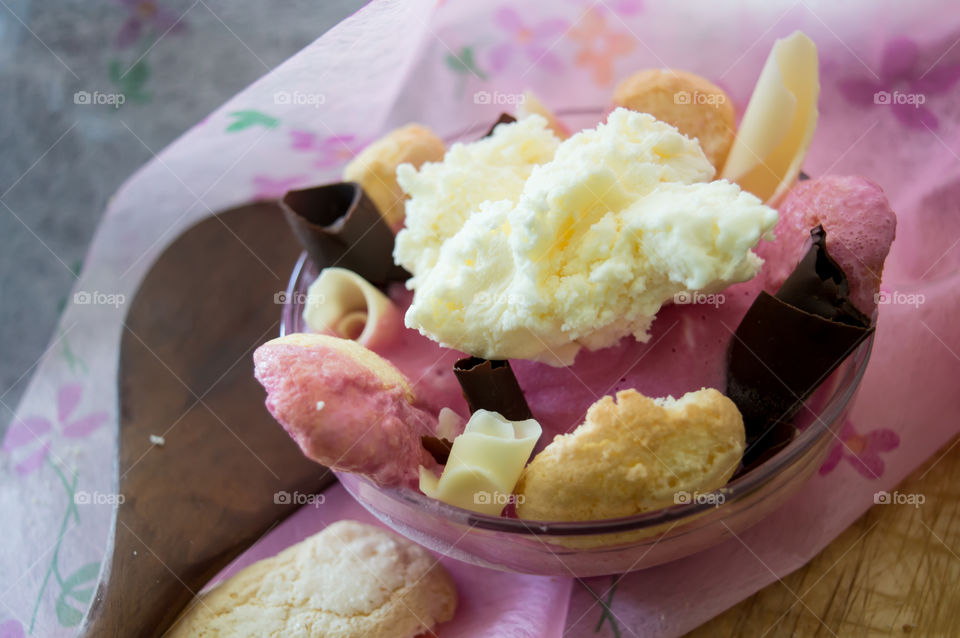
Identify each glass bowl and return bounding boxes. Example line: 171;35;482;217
280;252;873;577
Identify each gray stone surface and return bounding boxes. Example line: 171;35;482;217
0;0;367;432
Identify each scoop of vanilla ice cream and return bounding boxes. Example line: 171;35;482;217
402;108;778;365
394;115;561;283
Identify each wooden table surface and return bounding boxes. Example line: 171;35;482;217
689;434;960;637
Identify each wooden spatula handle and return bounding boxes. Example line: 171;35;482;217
78;204;333;637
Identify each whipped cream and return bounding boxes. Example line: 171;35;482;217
399;108;778;365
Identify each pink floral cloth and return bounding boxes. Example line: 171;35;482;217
3;1;959;636
819;419;901;479
488;8;567;73
3;384;108;477
839;36;960;130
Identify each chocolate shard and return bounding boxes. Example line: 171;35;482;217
776;225;871;326
727;226;874;451
482;113;517;138
421;436;453;465
281;182;409;286
798;170;811;181
454;357;533;422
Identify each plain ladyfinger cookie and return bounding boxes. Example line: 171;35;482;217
612;69;735;171
343;124;446;230
253;334;439;485
167;521;457;638
515;388;745;521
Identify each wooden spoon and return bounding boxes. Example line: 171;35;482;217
78;203;332;637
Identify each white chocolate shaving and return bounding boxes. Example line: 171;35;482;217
516;90;568;138
419;409;541;516
720;31;819;204
303;268;400;349
436;407;464;441
336;311;368;340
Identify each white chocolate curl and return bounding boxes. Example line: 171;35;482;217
516;90;569;138
303;268;401;350
419;409;541;516
721;31;819;204
436;407;465;441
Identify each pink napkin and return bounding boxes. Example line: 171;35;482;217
2;1;958;637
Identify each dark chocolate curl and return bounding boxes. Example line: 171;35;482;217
454;357;534;422
483;113;517;138
727;226;873;448
281;182;409;285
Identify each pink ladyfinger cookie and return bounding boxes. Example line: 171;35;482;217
253;333;439;486
759;175;896;313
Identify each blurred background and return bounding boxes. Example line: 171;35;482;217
0;0;367;433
